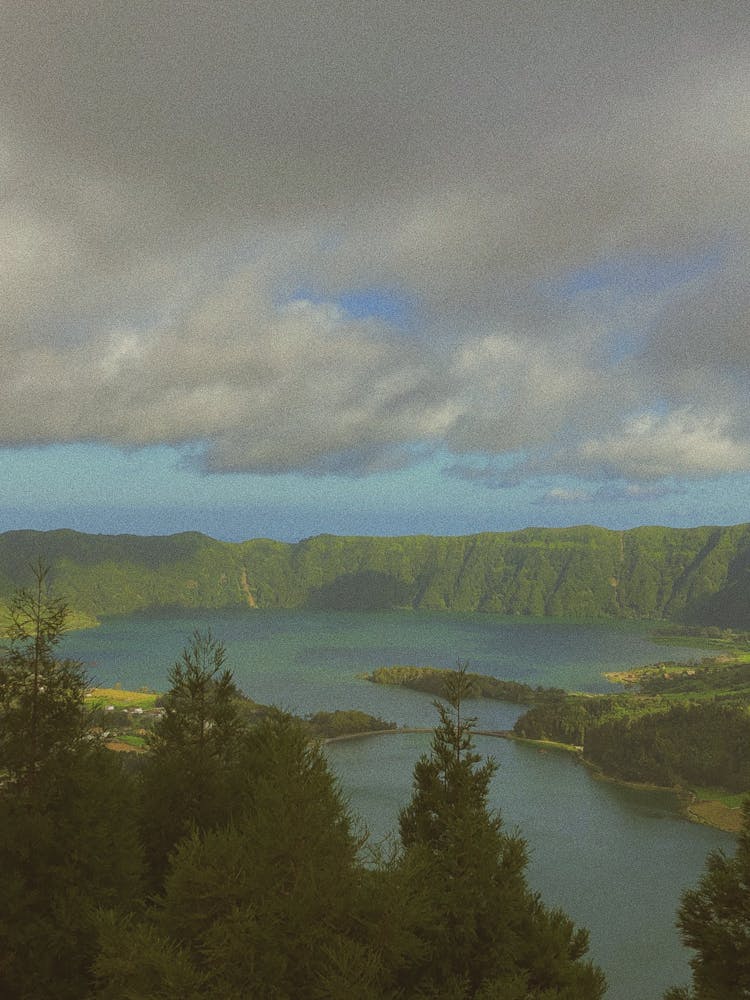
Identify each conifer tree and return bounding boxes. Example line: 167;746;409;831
397;661;606;999
139;628;245;883
0;560;86;793
0;564;143;1000
664;797;750;1000
95;710;375;999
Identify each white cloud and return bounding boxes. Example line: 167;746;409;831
577;410;750;480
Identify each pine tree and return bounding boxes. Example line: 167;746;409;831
397;661;606;999
0;564;143;999
0;560;86;794
664;798;750;1000
95;710;373;999
139;628;245;883
399;662;490;849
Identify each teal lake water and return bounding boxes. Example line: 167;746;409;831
62;610;735;1000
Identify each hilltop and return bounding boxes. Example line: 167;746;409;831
1;523;749;626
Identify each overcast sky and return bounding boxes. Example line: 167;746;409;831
1;1;749;541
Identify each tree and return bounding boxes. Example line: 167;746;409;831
0;560;86;793
0;563;143;1000
95;710;376;999
664;797;750;1000
399;661;488;851
139;629;246;884
0;747;144;1000
397;661;606;999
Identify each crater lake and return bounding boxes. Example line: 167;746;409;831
61;609;735;1000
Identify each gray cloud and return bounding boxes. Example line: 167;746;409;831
1;2;749;484
0;281;456;473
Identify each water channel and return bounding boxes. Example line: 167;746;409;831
63;609;736;999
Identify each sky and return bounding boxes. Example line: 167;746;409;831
1;2;749;542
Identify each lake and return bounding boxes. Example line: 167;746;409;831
62;609;735;1000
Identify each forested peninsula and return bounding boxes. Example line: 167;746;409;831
1;522;750;625
366;651;750;833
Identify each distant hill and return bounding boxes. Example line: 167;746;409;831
1;524;749;625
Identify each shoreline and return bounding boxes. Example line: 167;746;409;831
324;726;744;833
95;676;745;835
496;730;744;834
680;792;745;834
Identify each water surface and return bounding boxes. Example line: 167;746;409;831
62;610;734;1000
327;731;731;1000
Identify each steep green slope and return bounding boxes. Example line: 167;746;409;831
1;524;749;624
0;530;248;616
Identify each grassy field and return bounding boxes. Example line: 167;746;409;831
685;791;745;833
691;786;747;809
86;687;159;709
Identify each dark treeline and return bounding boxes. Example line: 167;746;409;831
584;703;750;790
372;662;750;798
367;664;566;705
0;566;609;1000
2;522;750;624
514;696;750;792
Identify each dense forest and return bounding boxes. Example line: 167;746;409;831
515;693;750;794
1;522;750;625
0;568;608;999
2;568;748;997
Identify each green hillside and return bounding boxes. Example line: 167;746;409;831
1;524;749;625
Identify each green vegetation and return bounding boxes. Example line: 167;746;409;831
606;653;750;697
582;702;750;792
394;662;606;998
2;566;745;998
0;601;98;635
691;787;748;810
0;574;606;999
2;522;750;624
306;709;397;739
84;683;396;755
89;686;159;708
664;799;750;999
366;663;565;703
0;564;142;999
366;647;750;826
511;647;750;817
651;624;750;646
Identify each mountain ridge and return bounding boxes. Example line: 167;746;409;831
1;524;749;625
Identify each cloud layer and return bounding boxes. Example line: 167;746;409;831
2;2;749;488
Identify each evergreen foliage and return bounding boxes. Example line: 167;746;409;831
515;691;750;792
0;572;615;998
664;798;750;1000
95;711;374;999
306;707;397;737
397;662;607;999
0;748;143;1000
583;702;750;791
0;560;87;792
139;629;246;883
0;564;143;1000
368;664;564;704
